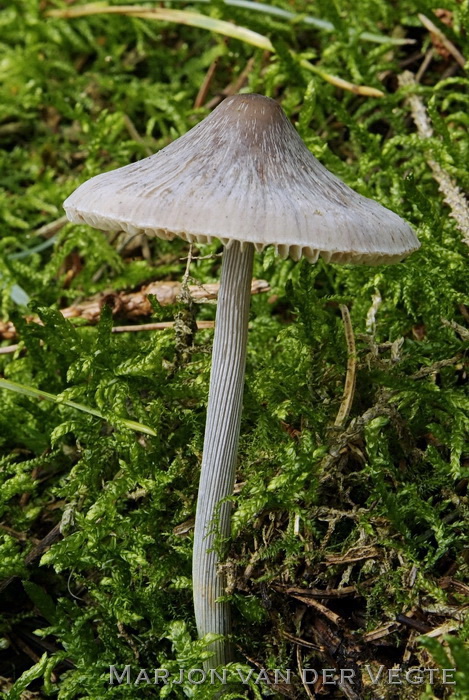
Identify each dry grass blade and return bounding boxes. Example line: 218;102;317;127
334;304;357;427
47;4;384;96
46;4;278;49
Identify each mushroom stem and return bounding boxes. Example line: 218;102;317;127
193;240;254;668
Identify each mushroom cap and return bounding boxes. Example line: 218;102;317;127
64;94;419;265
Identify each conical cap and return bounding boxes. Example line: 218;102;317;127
64;94;419;264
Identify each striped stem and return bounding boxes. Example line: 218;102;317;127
192;240;254;668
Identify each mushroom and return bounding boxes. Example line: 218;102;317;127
64;94;420;668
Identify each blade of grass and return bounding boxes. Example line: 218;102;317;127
47;4;384;97
8;236;57;260
0;378;157;436
165;0;414;45
48;4;274;49
0;272;31;306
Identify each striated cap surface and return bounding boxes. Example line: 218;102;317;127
64;94;419;265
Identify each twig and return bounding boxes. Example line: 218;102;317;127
0;278;269;341
9;633;43;666
334;305;357;427
325;545;380;565
34;215;69;239
204;57;256;110
411;354;463;379
285;593;343;626
0;524;35;542
441;318;469;341
180;243;194;301
194;57;220;109
422;620;463;638
272;580;374;598
281;630;324;651
396;613;432;633
0;343;19;354
459;304;469;323
418;13;466;68
111;320;214;333
363;620;401;642
296;646;316;700
117;622;140;661
0;523;62;594
399;71;469;245
415;48;434;83
320;402;396;477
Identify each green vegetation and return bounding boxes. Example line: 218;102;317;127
0;0;468;698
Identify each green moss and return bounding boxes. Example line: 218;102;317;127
1;0;468;698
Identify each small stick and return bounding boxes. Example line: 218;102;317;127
440;318;469;341
399;70;469;245
0;523;62;594
396;613;432;633
194;57;220;109
9;633;43;665
34;215;69;238
297;646;316;699
418;13;466;68
0;322;216;351
204;57;256;110
287;593;343;626
281;630;324;651
411;354;462;378
111;321;215;333
273;581;368;598
415;48;434;82
422;620;462;638
0;279;269;341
